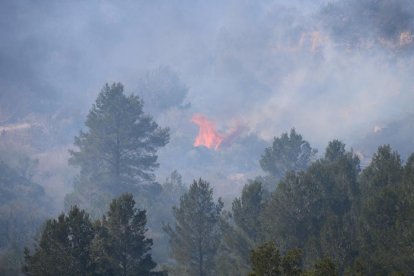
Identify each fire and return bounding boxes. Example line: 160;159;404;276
191;114;224;150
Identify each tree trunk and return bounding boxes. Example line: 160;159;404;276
199;237;203;276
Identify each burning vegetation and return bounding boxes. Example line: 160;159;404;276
191;114;245;150
191;114;224;150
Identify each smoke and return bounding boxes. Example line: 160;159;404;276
136;66;189;113
320;0;414;48
1;0;414;198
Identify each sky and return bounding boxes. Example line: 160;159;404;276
1;0;414;201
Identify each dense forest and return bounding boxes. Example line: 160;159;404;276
2;0;414;275
1;84;413;275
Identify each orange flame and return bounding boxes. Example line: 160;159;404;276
191;114;224;150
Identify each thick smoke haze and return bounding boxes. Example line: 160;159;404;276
1;0;414;202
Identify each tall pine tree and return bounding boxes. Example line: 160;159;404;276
260;129;317;181
92;193;163;276
23;207;95;276
65;83;169;215
164;179;223;276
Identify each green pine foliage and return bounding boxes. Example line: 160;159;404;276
16;124;414;275
248;242;340;276
311;258;338;276
216;181;267;275
232;181;265;242
261;140;360;269
159;135;414;275
0;159;50;275
357;146;414;274
92;194;159;276
164;179;223;276
259;129;317;184
23;193;164;276
249;242;282;276
255;140;414;274
65;83;169;216
23;206;95;276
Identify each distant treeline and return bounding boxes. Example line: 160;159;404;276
21;141;414;275
162;139;414;275
0;83;413;275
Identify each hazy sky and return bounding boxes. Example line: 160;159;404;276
1;0;414;159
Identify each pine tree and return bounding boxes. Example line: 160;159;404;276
249;242;281;276
260;129;317;182
311;258;338;276
281;248;302;276
357;145;414;274
261;141;360;269
23;194;163;275
164;179;223;276
23;207;95;276
65;82;169;215
217;181;266;275
91;193;162;276
248;242;302;276
232;181;265;242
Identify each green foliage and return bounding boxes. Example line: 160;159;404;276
258;142;414;274
0;159;50;275
23;206;95;276
324;139;346;162
359;145;403;194
65;82;169;216
281;249;302;276
232;181;265;242
259;129;317;182
261;140;360;269
23;194;164;276
249;242;281;276
248;242;304;276
311;258;338;276
92;193;161;275
357;145;414;274
0;245;24;276
216;216;254;275
148;171;187;263
164;179;223;276
0;160;48;246
217;181;266;275
16;126;414;276
344;259;365;276
248;242;341;276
